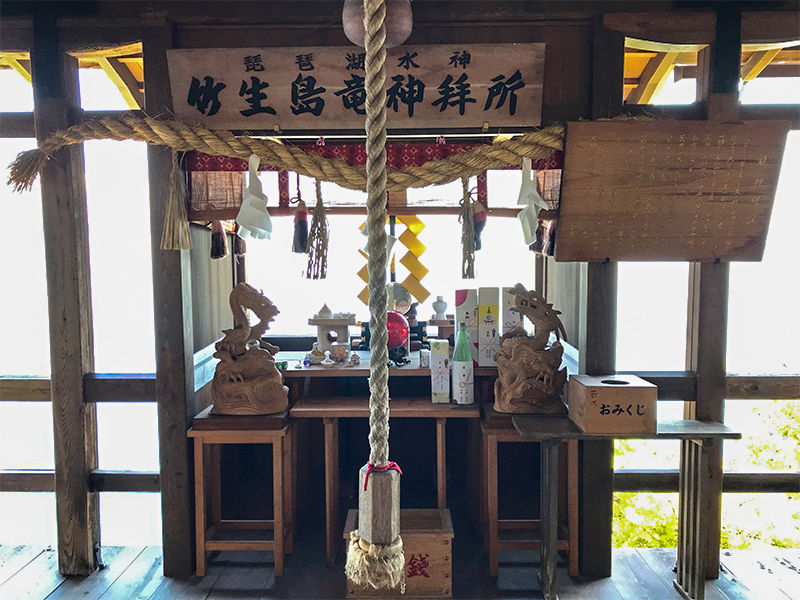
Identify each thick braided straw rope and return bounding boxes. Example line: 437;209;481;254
344;0;403;590
7;116;563;195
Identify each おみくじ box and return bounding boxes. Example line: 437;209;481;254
567;374;657;434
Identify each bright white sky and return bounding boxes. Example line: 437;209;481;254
0;65;797;545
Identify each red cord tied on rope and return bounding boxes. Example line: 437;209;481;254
363;461;403;490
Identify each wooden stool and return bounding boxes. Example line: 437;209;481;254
480;404;578;577
188;407;295;576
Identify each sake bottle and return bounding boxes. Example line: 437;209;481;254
452;322;474;405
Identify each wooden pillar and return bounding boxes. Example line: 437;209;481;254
143;28;196;577
685;6;741;580
576;17;624;580
30;10;99;576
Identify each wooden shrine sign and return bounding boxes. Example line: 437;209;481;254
166;44;544;131
555;120;790;262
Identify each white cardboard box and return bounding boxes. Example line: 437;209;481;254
567;374;657;434
430;339;450;404
478;287;500;366
454;289;478;366
502;286;524;336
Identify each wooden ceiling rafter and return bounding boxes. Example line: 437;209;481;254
625;51;680;105
741;48;783;82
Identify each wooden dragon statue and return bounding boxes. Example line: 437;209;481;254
493;283;568;414
211;283;289;415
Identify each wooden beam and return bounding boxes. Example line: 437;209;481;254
726;376;800;400
0;377;51;401
741;48;782;82
96;55;143;109
0;470;55;492
30;9;99;576
686;6;741;581
82;374;156;403
143;28;196;578
614;470;800;494
575;18;624;581
90;470;161;492
619;372;697;401
605;12;716;45
621;104;800;130
625;51;679;105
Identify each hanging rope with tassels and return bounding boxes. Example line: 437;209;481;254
160;149;192;250
306;179;329;279
460;177;475;279
344;0;405;592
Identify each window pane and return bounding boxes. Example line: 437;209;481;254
613;492;679;548
741;78;800;105
722;493;800;549
100;492;162;546
246;212;535;336
0;403;54;470
0;139;50;376
0;493;57;545
651;73;697;105
0;70;34;111
728;132;799;375
85;140;155;373
615;262;689;371
79;68;131;111
97;403;160;471
723;399;799;472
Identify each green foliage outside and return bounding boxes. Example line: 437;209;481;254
612;400;800;549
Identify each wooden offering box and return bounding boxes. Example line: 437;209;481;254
344;509;454;599
567;374;657;434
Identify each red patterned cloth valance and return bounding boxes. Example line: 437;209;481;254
185;143;564;221
186;144;563;171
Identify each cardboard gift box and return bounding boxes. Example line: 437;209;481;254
477;287;500;367
567;374;657;434
430;339;450;404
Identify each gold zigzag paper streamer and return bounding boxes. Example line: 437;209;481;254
357;216;430;305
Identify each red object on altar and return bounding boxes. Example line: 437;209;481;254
386;311;410;350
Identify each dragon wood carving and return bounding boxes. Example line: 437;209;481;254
211;283;288;415
493;283;568;414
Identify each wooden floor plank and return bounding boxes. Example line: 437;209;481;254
610;548;683;600
0;545;44;586
638;547;738;600
97;546;164;600
722;550;795;600
0;544;793;599
149;563;224;600
205;551;276;600
0;547;65;599
46;546;146;599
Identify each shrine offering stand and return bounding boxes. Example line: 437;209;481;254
511;416;740;600
289;394;479;564
188;407;296;576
